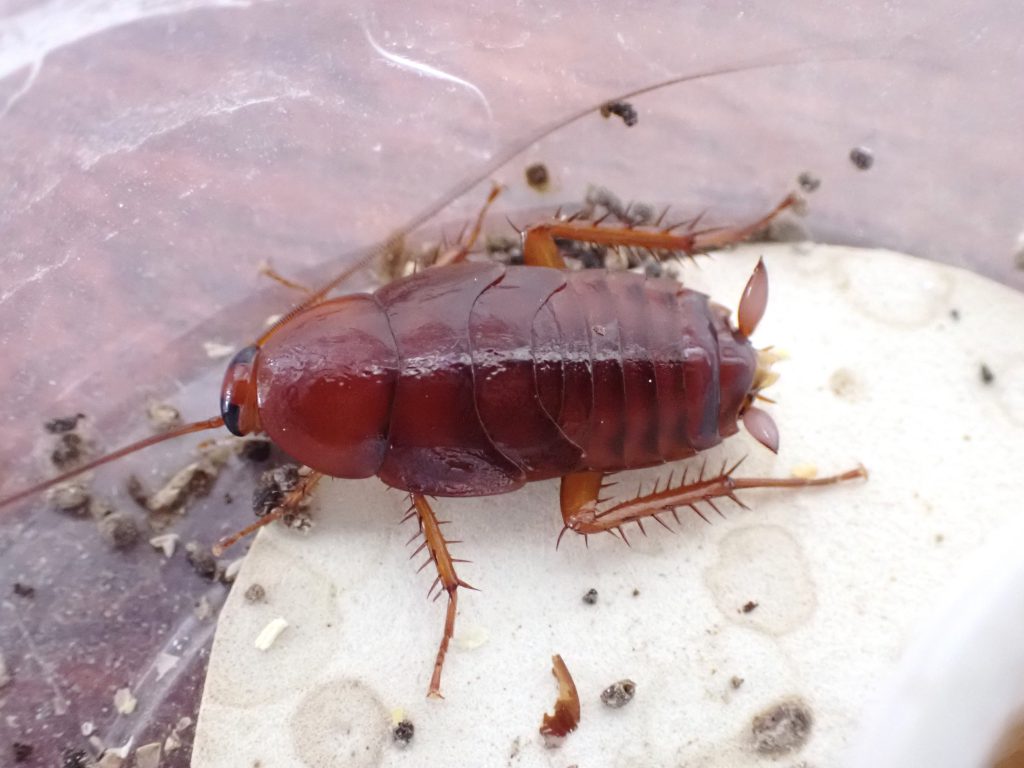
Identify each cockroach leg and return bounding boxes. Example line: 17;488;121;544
408;493;475;699
689;193;799;252
433;183;504;268
521;195;798;269
540;654;581;740
558;462;867;540
522;224;569;269
211;468;323;556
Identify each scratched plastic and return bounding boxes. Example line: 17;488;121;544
1;2;1023;765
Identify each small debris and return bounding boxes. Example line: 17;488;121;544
222;557;245;584
731;675;745;689
244;583;267;603
203;341;235;359
164;731;183;753
600;100;638;127
600;679;636;708
240;438;272;463
454;625;490;650
114;686;138;715
185;541;219;581
790;464;819;480
980;363;995;385
582;588;598;605
254;617;289;650
12;742;33;763
392;718;415;748
741;601;759;614
949;308;960;321
525;163;550;191
134;741;161;768
51;432;87;469
0;650;11;689
751;697;813;756
632;588;640;597
97;744;129;768
849;146;874;170
764;216;810;244
163;717;193;754
149;533;180;559
485;234;523;265
194;596;214;621
12;582;35;599
154;652;180;681
62;749;90;768
146;457;224;517
1014;230;1024;270
540;654;581;745
96;510;140;550
48;481;92;515
252;464;313;531
45;414;85;434
796;172;821;193
147;402;182;432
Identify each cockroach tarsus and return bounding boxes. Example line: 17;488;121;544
0;49;872;701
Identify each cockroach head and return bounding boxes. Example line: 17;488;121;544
220;345;262;437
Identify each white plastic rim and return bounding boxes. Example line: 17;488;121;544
848;514;1024;768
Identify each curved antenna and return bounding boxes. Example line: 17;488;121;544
257;42;882;346
0;416;224;511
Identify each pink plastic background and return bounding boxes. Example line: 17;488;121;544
1;1;1022;765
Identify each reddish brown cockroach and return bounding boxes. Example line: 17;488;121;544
0;50;867;699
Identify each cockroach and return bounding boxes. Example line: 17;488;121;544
0;49;869;700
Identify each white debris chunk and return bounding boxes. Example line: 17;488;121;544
134;741;162;768
203;341;235;359
254;617;289;650
149;533;180;558
113;686;137;714
791;463;819;480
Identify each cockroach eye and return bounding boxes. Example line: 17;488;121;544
220;345;261;437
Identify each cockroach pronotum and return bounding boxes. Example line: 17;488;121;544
0;49;868;700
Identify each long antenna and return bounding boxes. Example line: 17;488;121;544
0;416;224;511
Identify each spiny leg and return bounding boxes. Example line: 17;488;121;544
522;194;798;269
558;460;866;541
405;493;475;698
433;183;504;267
